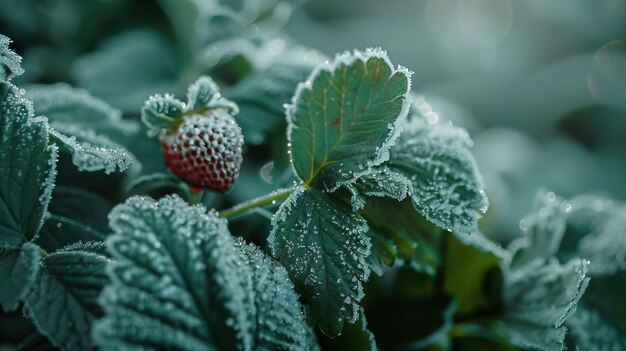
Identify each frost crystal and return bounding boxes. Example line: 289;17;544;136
504;258;590;351
269;186;371;336
388;118;488;235
0;83;57;245
286;48;412;192
49;126;136;174
96;195;317;350
0;35;24;82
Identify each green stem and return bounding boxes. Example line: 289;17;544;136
190;190;203;204
220;186;295;219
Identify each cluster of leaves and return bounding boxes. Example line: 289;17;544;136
1;1;625;350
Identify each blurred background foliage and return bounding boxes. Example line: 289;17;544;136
1;0;625;350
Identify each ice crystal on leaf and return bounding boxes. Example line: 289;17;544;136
269;186;371;336
286;48;412;192
25;250;110;350
504;258;589;351
386;117;489;235
0;83;57;247
95;195;317;351
0;35;24;82
27;84;137;173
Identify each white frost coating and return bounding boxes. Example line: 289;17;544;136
185;76;239;115
504;258;590;351
389;118;489;235
26;83;138;133
566;305;626;351
285;48;413;192
49;126;136;174
0;34;24;82
268;186;372;335
353;166;413;202
99;195;254;350
578;207;626;276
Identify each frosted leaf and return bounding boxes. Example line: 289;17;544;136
287;48;412;192
49;126;136;174
327;308;377;350
24;250;110;350
0;83;57;246
229;60;315;145
26;83;138;134
0;35;24;82
509;190;569;267
141;93;184;135
566;304;626;351
26;84;138;173
72;29;178;113
361;198;441;275
352;166;413;202
47;186;113;233
186;76;238;115
233;238;319;351
268;186;371;336
36;214;106;254
195;10;253;67
504;258;590;351
577;208;626;276
387;118;488;235
0;243;41;311
94;195;251;351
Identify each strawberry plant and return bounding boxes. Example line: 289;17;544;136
1;2;625;351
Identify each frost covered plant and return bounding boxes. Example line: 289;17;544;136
0;5;624;351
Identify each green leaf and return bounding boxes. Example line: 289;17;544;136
352;166;412;202
269;186;371;336
577;207;626;276
141;93;184;135
0;34;24;82
49;126;136;174
185;76;238;114
95;195;316;350
509;191;571;268
233;238;318;351
229;60;315;145
72;29;179;113
24;250;109;350
361;198;442;275
36;215;106;254
0;242;41;311
47;186;113;233
319;308;377;351
566;303;626;351
444;232;504;316
0;83;57;245
503;258;589;351
287;48;411;191
25;83;138;174
387;119;488;235
94;195;251;350
26;83;138;135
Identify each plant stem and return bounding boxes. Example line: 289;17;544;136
190;190;203;204
220;186;295;219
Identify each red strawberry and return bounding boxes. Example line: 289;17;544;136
161;111;244;192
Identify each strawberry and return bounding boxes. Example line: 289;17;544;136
160;110;244;193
